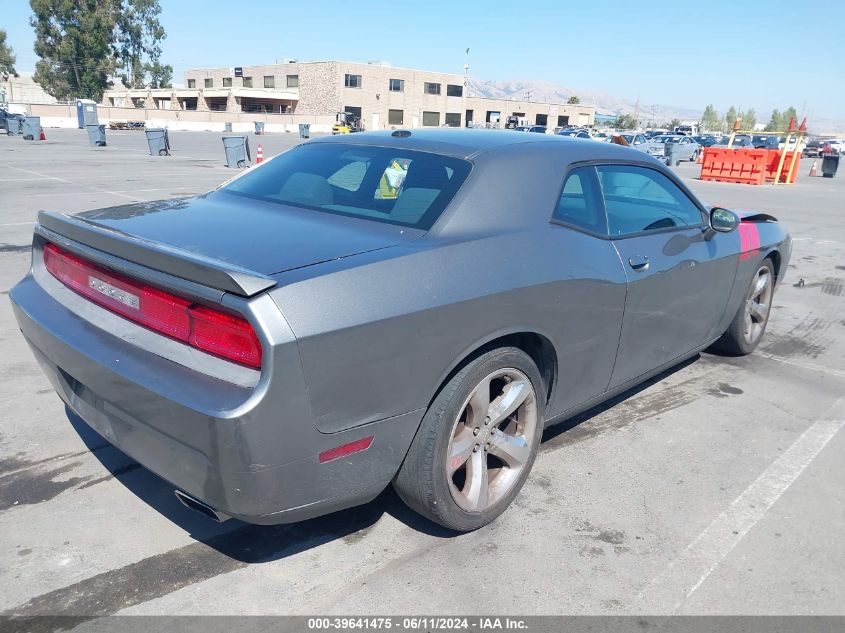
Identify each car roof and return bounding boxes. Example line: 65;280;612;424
308;128;655;163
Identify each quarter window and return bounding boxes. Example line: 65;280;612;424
597;165;704;236
553;166;606;235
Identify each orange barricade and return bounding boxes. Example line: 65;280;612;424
699;148;768;185
764;149;801;183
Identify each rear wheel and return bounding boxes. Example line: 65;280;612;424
713;259;775;355
393;347;544;532
690;150;699;162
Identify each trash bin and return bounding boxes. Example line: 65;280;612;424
5;117;21;136
22;116;41;140
222;135;251;168
822;153;839;178
254;121;265;135
224;122;232;132
664;142;679;166
86;124;107;147
145;128;170;156
298;123;310;139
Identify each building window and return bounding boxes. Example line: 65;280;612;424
345;74;362;88
286;74;299;88
204;78;213;88
424;82;441;95
186;79;196;88
444;113;461;127
446;84;463;97
388;109;404;125
389;78;404;92
422;111;440;126
222;77;232;87
264;75;275;89
243;76;253;88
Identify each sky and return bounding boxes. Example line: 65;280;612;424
3;0;844;120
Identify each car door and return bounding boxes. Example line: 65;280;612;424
680;136;693;160
598;163;738;389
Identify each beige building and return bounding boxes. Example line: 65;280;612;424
103;60;595;130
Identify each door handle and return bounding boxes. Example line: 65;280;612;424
628;255;650;271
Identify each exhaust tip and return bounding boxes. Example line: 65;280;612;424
174;490;230;522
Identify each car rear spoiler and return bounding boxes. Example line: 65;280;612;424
35;211;277;297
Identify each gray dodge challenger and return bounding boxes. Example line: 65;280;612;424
10;130;791;531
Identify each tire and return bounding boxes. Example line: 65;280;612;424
393;347;544;532
158;149;168;156
690;150;699;162
712;258;775;355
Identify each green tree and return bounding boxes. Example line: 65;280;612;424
783;106;798;130
765;109;783;132
742;108;756;130
115;0;166;88
700;104;721;132
0;29;17;79
725;106;737;131
566;95;580;104
30;0;169;100
615;113;638;129
668;118;681;131
144;60;172;88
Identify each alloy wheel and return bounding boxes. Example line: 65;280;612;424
744;265;773;345
446;368;538;513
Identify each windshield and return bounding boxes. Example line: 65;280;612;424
653;136;681;143
220;143;472;230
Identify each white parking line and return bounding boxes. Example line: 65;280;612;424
757;351;845;380
631;400;845;613
0;221;36;227
5;165;142;202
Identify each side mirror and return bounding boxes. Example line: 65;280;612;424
705;207;739;239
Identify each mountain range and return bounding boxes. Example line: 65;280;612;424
467;78;845;133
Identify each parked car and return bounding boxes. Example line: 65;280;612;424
591;132;612;142
715;135;754;148
822;139;845;155
10;130;791;532
752;135;782;150
527;125;547;134
618;132;650;150
648;134;701;161
803;140;826;157
556;128;591;139
694;135;723;148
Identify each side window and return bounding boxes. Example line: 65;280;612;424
553;166;606;235
597;165;704;236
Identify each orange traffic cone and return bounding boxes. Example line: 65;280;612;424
809;160;818;177
39;127;46;141
256;144;263;164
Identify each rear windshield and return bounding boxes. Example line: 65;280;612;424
220;143;472;230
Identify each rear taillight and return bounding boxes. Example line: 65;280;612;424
43;243;262;369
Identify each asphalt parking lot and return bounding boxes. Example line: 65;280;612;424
1;129;844;617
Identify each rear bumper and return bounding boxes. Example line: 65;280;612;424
10;262;422;525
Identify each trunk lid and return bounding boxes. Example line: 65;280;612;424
71;192;418;277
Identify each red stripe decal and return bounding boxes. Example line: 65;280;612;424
738;223;760;260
